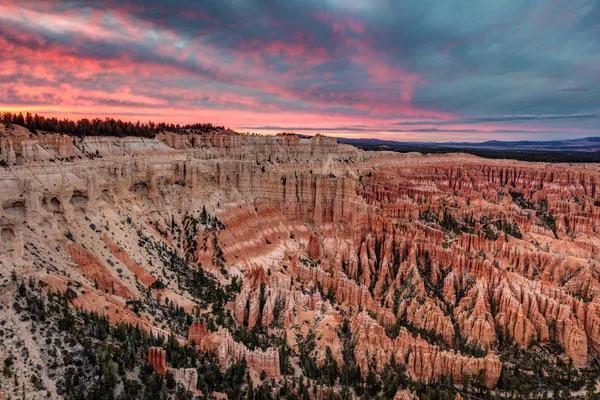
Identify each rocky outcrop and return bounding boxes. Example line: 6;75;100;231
454;282;496;349
351;312;501;387
0;129;74;164
148;347;198;391
67;243;132;298
156;132;360;164
148;347;168;376
490;278;589;366
103;233;157;287
234;267;326;329
169;368;199;392
188;322;280;377
6;130;600;396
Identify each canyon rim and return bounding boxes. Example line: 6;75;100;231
1;122;600;399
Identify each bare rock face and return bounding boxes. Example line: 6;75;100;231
5;131;600;397
169;368;199;392
103;233;157;287
454;282;496;349
308;231;322;260
148;347;198;391
148;347;168;376
188;321;280;377
0;130;74;164
351;312;501;387
67;243;132;298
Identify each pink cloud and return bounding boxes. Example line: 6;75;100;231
0;0;462;137
314;12;366;34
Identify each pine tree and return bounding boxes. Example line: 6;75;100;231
246;373;254;400
585;372;597;400
200;205;208;225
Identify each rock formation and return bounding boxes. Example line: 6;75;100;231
148;347;168;376
188;321;280;377
148;347;198;391
4;129;600;398
351;312;501;387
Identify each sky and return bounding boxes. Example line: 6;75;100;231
0;0;599;142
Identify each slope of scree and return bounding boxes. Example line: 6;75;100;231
1;126;600;399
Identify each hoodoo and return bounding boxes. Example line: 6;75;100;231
2;128;600;398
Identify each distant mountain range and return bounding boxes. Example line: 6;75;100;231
337;136;600;152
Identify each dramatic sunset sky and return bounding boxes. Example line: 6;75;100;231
0;0;598;141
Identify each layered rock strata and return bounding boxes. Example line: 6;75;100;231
3;130;600;396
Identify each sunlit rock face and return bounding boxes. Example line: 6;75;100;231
3;128;600;396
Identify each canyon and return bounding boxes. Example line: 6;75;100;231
1;125;600;398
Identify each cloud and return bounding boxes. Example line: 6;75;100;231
558;87;587;92
394;113;600;126
0;0;599;141
240;125;572;135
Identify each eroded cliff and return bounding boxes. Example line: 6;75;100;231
2;129;600;398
